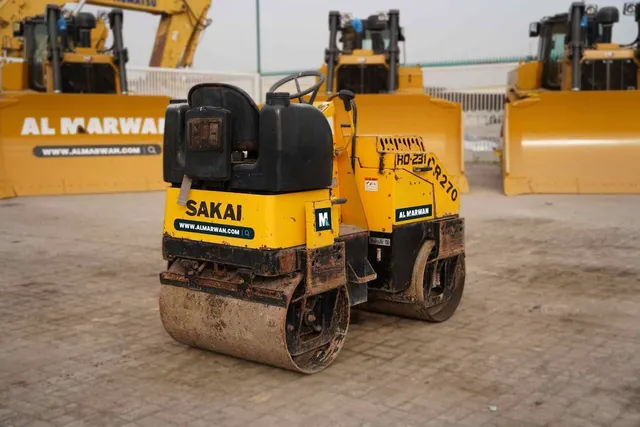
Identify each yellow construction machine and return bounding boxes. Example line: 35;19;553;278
157;71;466;373
502;1;640;195
312;9;468;194
0;0;213;198
0;5;172;198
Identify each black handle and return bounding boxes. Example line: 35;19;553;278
413;166;433;173
331;197;347;205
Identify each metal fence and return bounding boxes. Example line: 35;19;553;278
125;61;518;155
127;67;261;101
421;62;516;154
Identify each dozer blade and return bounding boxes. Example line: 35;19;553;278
316;93;468;193
0;92;171;198
503;90;640;195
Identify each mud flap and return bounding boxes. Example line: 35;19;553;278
0;92;171;198
316;93;468;193
503;91;640;195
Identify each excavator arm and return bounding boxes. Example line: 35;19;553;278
0;0;211;68
87;0;211;68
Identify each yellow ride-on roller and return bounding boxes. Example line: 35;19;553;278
158;70;466;373
502;1;640;195
313;9;468;194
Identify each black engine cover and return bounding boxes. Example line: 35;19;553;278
162;83;333;194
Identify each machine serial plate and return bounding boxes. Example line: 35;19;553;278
188;117;222;151
369;236;391;246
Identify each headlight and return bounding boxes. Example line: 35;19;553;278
624;2;636;16
340;13;353;27
585;4;598;16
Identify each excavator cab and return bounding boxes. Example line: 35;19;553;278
502;1;640;195
314;10;468;193
10;5;129;94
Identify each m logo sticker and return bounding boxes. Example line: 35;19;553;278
315;207;332;232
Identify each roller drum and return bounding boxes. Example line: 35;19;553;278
158;266;350;374
363;243;465;323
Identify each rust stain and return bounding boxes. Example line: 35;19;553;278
233;140;258;151
279;251;297;274
187;117;223;151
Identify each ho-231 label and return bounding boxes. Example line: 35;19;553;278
396;153;427;166
395;153;458;202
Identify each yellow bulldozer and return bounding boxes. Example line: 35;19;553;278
0;0;212;198
502;1;640;195
314;10;468;194
157;71;466;373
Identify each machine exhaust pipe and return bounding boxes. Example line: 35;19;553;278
634;4;640;57
108;9;129;94
72;0;88;16
569;2;586;91
325;11;340;94
46;5;63;93
595;6;621;44
601;24;613;43
387;9;400;93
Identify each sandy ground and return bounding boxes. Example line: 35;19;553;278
0;163;639;427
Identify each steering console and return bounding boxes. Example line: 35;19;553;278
267;70;326;104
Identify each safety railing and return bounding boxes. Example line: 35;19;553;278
127;67;261;101
421;61;516;154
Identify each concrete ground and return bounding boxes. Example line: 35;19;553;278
1;163;639;427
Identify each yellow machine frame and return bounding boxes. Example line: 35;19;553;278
163;100;461;250
502;1;640;195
